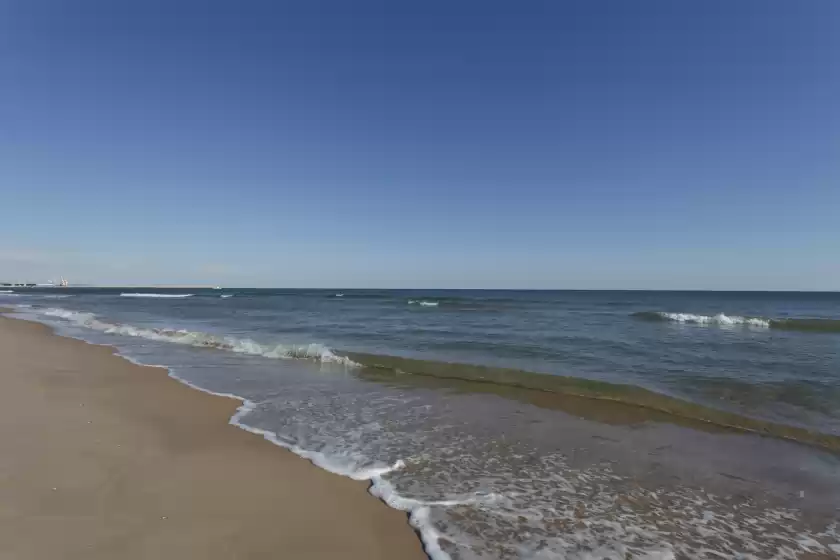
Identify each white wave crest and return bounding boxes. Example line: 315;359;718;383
408;300;439;307
39;307;358;366
220;294;234;298
658;312;770;328
121;293;193;298
0;289;14;293
43;308;96;321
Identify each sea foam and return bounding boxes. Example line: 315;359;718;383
171;379;453;560
39;307;358;366
120;293;194;298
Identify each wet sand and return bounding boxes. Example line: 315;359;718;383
0;315;427;560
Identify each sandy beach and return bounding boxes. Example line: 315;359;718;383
0;314;427;560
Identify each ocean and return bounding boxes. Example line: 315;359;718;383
3;288;840;559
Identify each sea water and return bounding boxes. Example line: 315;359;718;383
4;288;840;558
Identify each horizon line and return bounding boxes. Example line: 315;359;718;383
9;286;840;294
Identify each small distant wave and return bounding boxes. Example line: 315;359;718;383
408;300;439;307
335;293;344;297
120;293;194;299
220;294;234;298
1;293;73;299
633;311;840;333
38;307;357;366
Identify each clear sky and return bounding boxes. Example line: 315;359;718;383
1;1;838;289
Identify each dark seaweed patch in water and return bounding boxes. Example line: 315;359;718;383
343;351;840;454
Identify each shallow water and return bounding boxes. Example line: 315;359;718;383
4;288;840;558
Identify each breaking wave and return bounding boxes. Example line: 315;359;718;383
408;300;439;307
633;311;770;327
120;293;194;298
39;308;358;366
633;311;840;333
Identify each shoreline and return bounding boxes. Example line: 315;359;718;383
0;313;428;559
14;302;840;454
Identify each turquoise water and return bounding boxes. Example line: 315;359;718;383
4;289;840;558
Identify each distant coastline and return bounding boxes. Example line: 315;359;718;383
2;284;217;289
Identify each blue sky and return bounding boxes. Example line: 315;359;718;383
1;1;838;289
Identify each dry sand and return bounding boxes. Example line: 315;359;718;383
0;315;427;560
